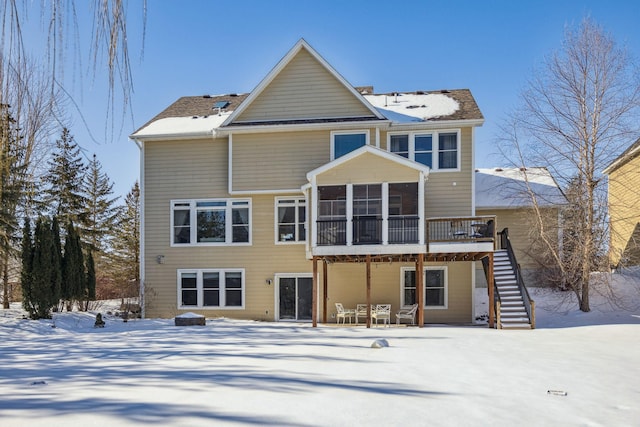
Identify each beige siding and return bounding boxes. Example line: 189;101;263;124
231;130;329;191
236;48;374;122
315;152;422;185
608;157;640;266
476;207;560;286
324;262;473;324
425;128;474;217
144;194;311;319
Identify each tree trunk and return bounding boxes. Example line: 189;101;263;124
2;255;8;309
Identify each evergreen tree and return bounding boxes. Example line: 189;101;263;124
111;181;140;300
20;217;33;313
62;221;85;311
1;103;28;308
29;217;56;319
42;128;88;229
50;217;63;310
86;251;96;305
83;153;120;253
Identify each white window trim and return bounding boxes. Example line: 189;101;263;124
177;268;245;310
330;129;370;160
170;198;252;247
400;266;448;309
274;197;307;245
387;129;461;172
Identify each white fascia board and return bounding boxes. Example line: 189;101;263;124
217;119;391;135
229;188;304;196
387;119;484;131
129;131;214;142
306;145;430;181
603;143;640;175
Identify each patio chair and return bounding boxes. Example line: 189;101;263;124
396;304;418;325
355;304;369;324
335;303;355;324
371;304;391;327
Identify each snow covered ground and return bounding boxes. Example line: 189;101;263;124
1;274;639;427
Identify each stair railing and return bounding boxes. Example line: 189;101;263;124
481;256;501;329
497;228;535;329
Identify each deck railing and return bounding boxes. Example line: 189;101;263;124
426;216;497;245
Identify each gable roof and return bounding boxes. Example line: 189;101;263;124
131;40;484;140
307;145;430;181
603;137;640;175
475;168;566;209
222;39;385;127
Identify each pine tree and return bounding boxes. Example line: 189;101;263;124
86;251;96;304
83;153;120;254
42;128;88;229
20;217;33;314
29;217;56;319
111;181;140;300
62;221;85;311
50;217;63;310
0;103;28;308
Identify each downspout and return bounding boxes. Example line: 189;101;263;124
132;138;145;319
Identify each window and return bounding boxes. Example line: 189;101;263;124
171;199;250;245
388;131;459;170
331;131;368;159
178;269;244;309
401;267;447;308
276;198;306;243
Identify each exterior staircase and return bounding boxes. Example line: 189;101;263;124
493;249;533;329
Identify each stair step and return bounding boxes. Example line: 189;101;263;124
500;323;532;330
497;285;518;290
500;305;526;310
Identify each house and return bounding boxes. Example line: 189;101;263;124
131;39;534;328
604;138;640;268
475;167;566;285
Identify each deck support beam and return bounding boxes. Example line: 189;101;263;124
322;260;328;323
366;254;371;328
487;252;495;328
416;253;424;327
312;256;318;327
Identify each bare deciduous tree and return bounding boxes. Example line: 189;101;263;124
498;18;640;312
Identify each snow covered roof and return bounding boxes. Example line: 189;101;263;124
365;92;459;122
476;167;566;209
131;90;482;139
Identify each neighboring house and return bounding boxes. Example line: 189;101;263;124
475;167;566;285
131;39;534;328
604;138;640;268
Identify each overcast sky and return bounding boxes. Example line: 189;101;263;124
19;0;640;198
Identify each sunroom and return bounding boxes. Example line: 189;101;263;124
304;145;429;257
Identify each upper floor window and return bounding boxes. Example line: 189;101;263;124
171;199;250;246
276;198;306;243
388;130;460;170
331;130;368;159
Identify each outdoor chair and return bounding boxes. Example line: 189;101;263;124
371;304;391;327
396;304;418;325
335;303;355;324
355;304;369;324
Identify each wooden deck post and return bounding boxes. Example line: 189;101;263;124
417;253;424;327
322;260;328;324
487;252;495;329
366;254;371;328
312;256;318;327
